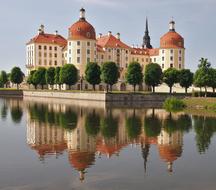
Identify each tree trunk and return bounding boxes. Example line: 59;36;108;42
93;85;95;91
169;86;172;94
185;87;188;94
41;85;44;90
133;85;136;93
106;84;109;93
152;86;155;93
212;87;215;94
205;86;207;97
17;84;19;90
110;85;112;92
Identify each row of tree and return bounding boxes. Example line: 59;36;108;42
0;58;215;94
0;67;24;89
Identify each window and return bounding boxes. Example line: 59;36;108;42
39;52;42;57
54;47;57;51
69;49;71;54
77;49;80;54
69;57;71;63
154;58;156;62
170;64;173;68
137;58;139;62
44;53;47;57
126;50;128;54
108;48;111;53
162;57;164;61
54;61;57;66
49;60;52;65
87;49;90;54
39;59;41;65
87;41;90;46
179;57;182;61
87;57;90;63
179;64;182;69
126;63;128;68
146;58;149;62
108;55;111;60
49;53;52;58
39;45;41;50
44;60;47;65
101;55;104;59
54;53;57;58
162;49;164;54
77;57;80;63
77;41;80;46
170;56;173;61
179;50;182;54
44;46;47;50
49;46;52;50
69;42;71;46
142;58;144;62
126;57;128;61
162;64;164;69
150;58;152;62
170;49;173;54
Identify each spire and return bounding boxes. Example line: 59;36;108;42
145;17;149;33
142;17;152;49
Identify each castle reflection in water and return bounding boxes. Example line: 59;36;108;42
23;98;190;181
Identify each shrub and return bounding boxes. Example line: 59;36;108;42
163;97;186;112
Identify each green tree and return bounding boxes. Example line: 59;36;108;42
85;111;100;136
54;67;62;89
144;63;162;93
46;67;55;89
85;62;101;91
179;69;193;93
208;68;216;93
10;105;23;123
101;62;119;92
126;111;142;139
100;114;118;138
27;70;37;89
144;111;162;137
126;62;143;92
32;67;47;89
163;68;179;94
193;58;212;97
60;64;78;89
10;67;24;89
0;71;8;88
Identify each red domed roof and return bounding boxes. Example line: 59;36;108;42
68;19;96;40
68;151;95;171
158;145;182;162
160;31;184;49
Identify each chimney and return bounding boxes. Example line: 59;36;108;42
116;33;120;40
54;30;58;35
108;31;112;36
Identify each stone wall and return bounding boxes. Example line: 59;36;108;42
0;90;23;97
23;90;106;101
23;90;186;103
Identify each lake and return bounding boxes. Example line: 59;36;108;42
0;97;216;190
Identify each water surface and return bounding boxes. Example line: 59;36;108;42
0;97;216;190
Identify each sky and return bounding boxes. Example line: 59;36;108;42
0;0;216;73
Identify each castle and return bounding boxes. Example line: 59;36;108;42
26;8;185;90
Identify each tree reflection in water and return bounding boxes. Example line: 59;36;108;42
23;100;216;181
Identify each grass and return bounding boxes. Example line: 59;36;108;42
0;88;20;91
183;97;216;109
163;97;186;112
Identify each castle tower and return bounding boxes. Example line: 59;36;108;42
67;8;97;77
159;19;185;70
142;18;153;49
